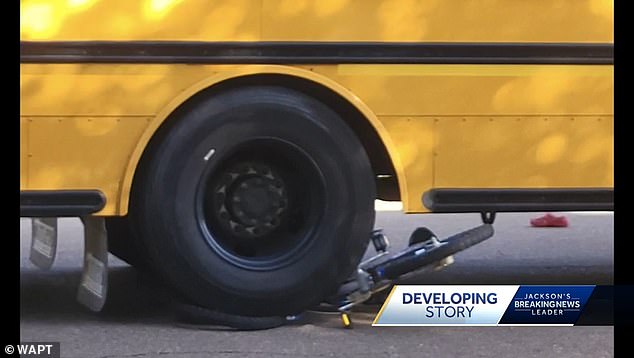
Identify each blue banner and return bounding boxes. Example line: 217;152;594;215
499;285;595;324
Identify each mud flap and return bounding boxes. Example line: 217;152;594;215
77;216;108;312
29;218;58;270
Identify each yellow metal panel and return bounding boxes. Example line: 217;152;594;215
326;65;613;116
20;118;29;189
21;0;262;41
261;0;612;42
20;64;221;116
337;65;614;78
434;115;613;189
21;0;612;43
26;117;150;215
21;64;613;118
379;117;434;213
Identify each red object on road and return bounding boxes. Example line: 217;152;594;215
530;213;569;228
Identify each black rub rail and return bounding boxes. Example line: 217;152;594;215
20;41;613;65
422;188;614;213
20;190;106;217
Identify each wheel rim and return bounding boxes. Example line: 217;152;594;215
196;138;326;271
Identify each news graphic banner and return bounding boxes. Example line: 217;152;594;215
373;285;605;326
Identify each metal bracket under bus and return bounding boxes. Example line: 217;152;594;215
76;216;109;312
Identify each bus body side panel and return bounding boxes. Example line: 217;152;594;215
313;65;613;212
20;0;613;214
20;117;28;190
20;63;613;214
21;0;612;43
20;115;149;215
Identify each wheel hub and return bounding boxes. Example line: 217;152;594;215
213;162;288;239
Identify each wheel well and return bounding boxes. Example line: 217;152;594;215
135;74;401;202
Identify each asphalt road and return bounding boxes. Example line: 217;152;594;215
20;210;614;358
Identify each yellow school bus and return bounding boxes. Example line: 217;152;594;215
20;0;613;318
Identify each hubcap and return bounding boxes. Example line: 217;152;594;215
213;162;288;239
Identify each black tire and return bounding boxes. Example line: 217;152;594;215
172;302;287;331
129;86;376;317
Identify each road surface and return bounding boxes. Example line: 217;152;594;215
20;210;613;358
